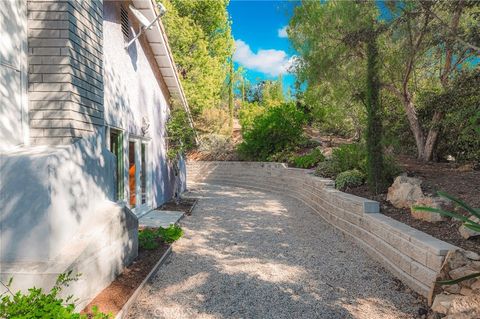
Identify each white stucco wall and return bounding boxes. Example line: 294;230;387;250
103;1;176;209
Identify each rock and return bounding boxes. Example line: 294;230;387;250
464;250;480;261
471;280;480;291
431;293;456;314
411;196;449;222
449;265;479;287
459;217;480;239
459;287;473;296
443;284;461;294
447;294;480;318
387;175;424;209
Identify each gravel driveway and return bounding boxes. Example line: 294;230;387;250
127;183;423;319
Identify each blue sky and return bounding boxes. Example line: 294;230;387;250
228;1;298;90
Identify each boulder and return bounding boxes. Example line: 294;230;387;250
411;196;449;222
459;217;480;239
387;175;424;209
431;293;456;314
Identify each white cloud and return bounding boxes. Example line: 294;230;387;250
233;39;293;77
278;26;288;38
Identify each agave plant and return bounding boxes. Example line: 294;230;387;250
413;191;480;285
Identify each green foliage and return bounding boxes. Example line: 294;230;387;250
0;272;110;319
365;32;385;194
161;0;233;130
314;144;400;185
238;103;306;161
139;225;183;249
413;192;480;285
427;70;480;162
331;144;367;174
138;228;159;250
335;169;365;190
314;160;338;179
290;148;325;169
289;0;480;160
157;224;184;244
166;107;196;160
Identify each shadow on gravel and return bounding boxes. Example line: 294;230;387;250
129;184;422;319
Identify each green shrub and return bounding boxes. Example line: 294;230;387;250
267;150;296;163
290;148;325;168
0;272;110;319
139;225;184;249
238;103;306;161
331;143;367;173
383;155;402;183
157;224;183;243
139;228;159;250
314;160;338;178
335;169;365;190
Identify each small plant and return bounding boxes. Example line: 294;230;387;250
331;143;367;173
414;192;480;285
139;225;184;249
290;148;325;168
0;272;110;318
139;228;160;250
335;169;365;190
158;224;183;243
314;160;338;178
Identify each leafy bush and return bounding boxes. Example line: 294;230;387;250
314;160;338;178
331;143;367;173
238;103;306;161
413;192;480;284
267;150;296;163
335;169;365;190
0;272;110;319
139;225;184;249
429;71;480;162
139;228;159;250
158;224;183;243
166;107;196;160
290;148;325;168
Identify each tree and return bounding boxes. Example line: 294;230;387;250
289;0;479;161
161;0;234;119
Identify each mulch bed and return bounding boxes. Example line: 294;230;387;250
159;197;197;216
81;199;197;317
346;156;480;254
81;239;170;317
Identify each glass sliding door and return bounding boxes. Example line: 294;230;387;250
128;141;136;208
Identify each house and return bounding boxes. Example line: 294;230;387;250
0;0;192;308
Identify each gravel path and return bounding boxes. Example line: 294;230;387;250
127;183;424;319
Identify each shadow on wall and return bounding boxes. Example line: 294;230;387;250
0;132;138;307
0;0;26;149
0;131;114;262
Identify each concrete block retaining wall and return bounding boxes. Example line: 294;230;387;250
187;161;458;298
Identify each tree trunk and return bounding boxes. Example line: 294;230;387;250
402;95;426;160
421;110;443;161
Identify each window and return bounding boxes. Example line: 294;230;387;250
109;129;124;201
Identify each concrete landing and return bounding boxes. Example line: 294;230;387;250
139;210;184;228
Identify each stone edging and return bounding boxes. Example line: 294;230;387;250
187;161;458;301
115;245;172;319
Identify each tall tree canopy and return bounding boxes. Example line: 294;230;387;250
161;0;234;122
289;0;479;161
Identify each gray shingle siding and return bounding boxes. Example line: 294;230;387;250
28;0;104;144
